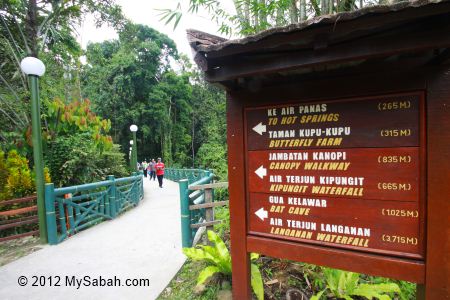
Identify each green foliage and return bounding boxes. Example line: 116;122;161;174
312;267;401;300
0;150;50;201
0;0;124;153
97;144;129;179
182;230;264;299
44;98;113;152
159;0;374;37
365;275;416;300
213;205;230;237
45;133;126;187
0;151;8;199
82;24;187;164
4;150;34;199
251;261;265;300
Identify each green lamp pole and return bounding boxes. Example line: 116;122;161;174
129;146;132;170
130;125;138;171
129;141;134;171
20;57;47;243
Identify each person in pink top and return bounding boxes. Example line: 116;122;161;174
155;158;165;188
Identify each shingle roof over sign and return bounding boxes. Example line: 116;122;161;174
187;0;449;55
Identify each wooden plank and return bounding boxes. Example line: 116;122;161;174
247;235;425;283
227;92;252;299
0;217;39;230
205;19;450;82
0;215;38;225
424;65;450;299
0;205;38;216
204;189;214;234
189;200;229;210
0;195;37;206
188;182;229;190
0;230;39;243
190;220;222;229
246;94;421;150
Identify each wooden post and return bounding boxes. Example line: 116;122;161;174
227;93;252;299
424;66;450;299
204;188;213;234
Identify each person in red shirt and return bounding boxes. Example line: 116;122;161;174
155;158;165;188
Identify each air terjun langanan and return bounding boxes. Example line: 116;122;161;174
188;1;450;299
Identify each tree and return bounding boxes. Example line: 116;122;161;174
159;0;384;37
82;23;185;163
0;0;124;152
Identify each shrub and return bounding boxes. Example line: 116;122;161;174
0;150;51;201
311;267;401;300
183;230;264;300
46;133;128;187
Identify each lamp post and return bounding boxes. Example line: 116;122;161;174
20;57;47;243
129;142;133;170
129;149;132;168
130;124;138;172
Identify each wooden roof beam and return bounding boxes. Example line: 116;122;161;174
205;18;450;83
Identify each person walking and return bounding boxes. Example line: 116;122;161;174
142;160;148;177
155;158;165;188
148;159;156;181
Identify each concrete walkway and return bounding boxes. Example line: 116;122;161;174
0;178;185;300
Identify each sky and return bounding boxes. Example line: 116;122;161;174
77;0;236;60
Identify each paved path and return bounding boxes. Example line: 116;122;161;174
0;178;185;300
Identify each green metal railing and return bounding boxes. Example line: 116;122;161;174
45;173;144;245
165;168;213;247
165;168;210;184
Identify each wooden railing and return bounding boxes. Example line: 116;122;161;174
188;182;229;243
0;195;39;242
166;168;228;247
45;173;144;245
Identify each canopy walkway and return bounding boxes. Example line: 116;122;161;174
0;178;185;300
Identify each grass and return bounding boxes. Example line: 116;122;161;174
156;259;222;300
0;235;43;266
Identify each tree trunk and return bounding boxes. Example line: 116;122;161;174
300;0;307;21
311;0;322;16
26;0;38;57
191;112;195;167
321;0;329;15
290;0;299;24
258;0;266;31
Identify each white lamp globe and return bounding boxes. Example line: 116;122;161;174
129;140;133;145
130;124;138;132
20;57;46;76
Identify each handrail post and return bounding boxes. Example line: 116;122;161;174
179;179;192;247
204;187;214;236
140;174;143;201
132;172;137;204
44;183;58;245
107;175;116;218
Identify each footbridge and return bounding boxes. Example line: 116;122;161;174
0;169;223;300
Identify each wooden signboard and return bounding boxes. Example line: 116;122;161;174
244;93;426;266
191;5;450;298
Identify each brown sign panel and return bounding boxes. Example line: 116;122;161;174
246;94;420;150
245;92;424;260
247;148;420;201
248;193;422;259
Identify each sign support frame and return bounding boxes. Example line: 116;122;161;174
226;66;449;299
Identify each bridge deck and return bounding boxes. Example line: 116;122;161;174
0;178;185;300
